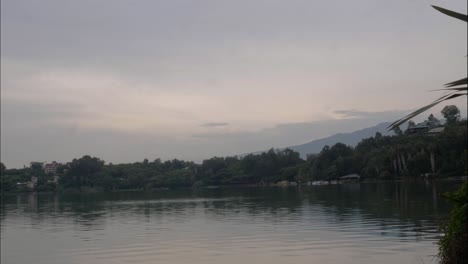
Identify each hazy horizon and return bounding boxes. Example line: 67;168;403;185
1;0;467;168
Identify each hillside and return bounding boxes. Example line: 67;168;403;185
288;122;394;158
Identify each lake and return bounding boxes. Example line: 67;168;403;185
0;181;461;264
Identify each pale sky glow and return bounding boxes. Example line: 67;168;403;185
1;0;467;168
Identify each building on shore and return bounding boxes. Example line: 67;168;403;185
339;174;361;182
406;116;443;135
44;161;62;175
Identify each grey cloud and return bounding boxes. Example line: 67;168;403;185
201;122;229;127
1;99;85;128
2;0;466;99
333;109;404;119
1;108;406;168
334;109;371;118
2;0;466;69
192;110;409;150
1;0;467;168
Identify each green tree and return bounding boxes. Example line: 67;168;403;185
29;162;44;171
438;182;468;264
63;155;105;187
385;5;467;259
392;126;403;136
441;105;460;125
428;113;439;123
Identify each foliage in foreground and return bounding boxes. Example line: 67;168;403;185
388;6;467;130
439;181;468;264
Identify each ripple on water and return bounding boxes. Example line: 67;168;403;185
1;183;454;264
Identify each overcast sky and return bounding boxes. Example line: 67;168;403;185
1;0;467;168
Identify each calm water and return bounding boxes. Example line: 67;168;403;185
1;181;461;264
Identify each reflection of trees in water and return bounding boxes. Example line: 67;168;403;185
2;191;208;231
193;182;454;241
307;181;452;220
1;181;457;234
303;181;455;240
200;188;305;223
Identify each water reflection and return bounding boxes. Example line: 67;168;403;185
0;181;460;264
0;181;455;231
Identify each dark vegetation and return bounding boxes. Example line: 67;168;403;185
438;181;468;264
388;5;467;263
1;114;466;193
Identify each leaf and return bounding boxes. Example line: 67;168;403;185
388;101;442;129
432;6;468;22
431;86;468;92
388;92;467;130
432;91;460;102
388;6;467;131
445;77;468;87
442;93;467;100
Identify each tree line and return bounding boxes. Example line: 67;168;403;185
1;111;466;193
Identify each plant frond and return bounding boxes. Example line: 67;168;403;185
430;86;468;92
388;92;467;130
432;6;468;22
445;77;467;87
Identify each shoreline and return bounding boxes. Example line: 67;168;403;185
2;176;466;196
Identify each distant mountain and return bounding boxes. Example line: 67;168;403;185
288;122;394;158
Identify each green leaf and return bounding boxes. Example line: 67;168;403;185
432;6;467;22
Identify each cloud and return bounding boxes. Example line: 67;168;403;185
1;0;467;168
201;122;229;127
192;109;409;143
334;109;371;118
333;109;405;119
